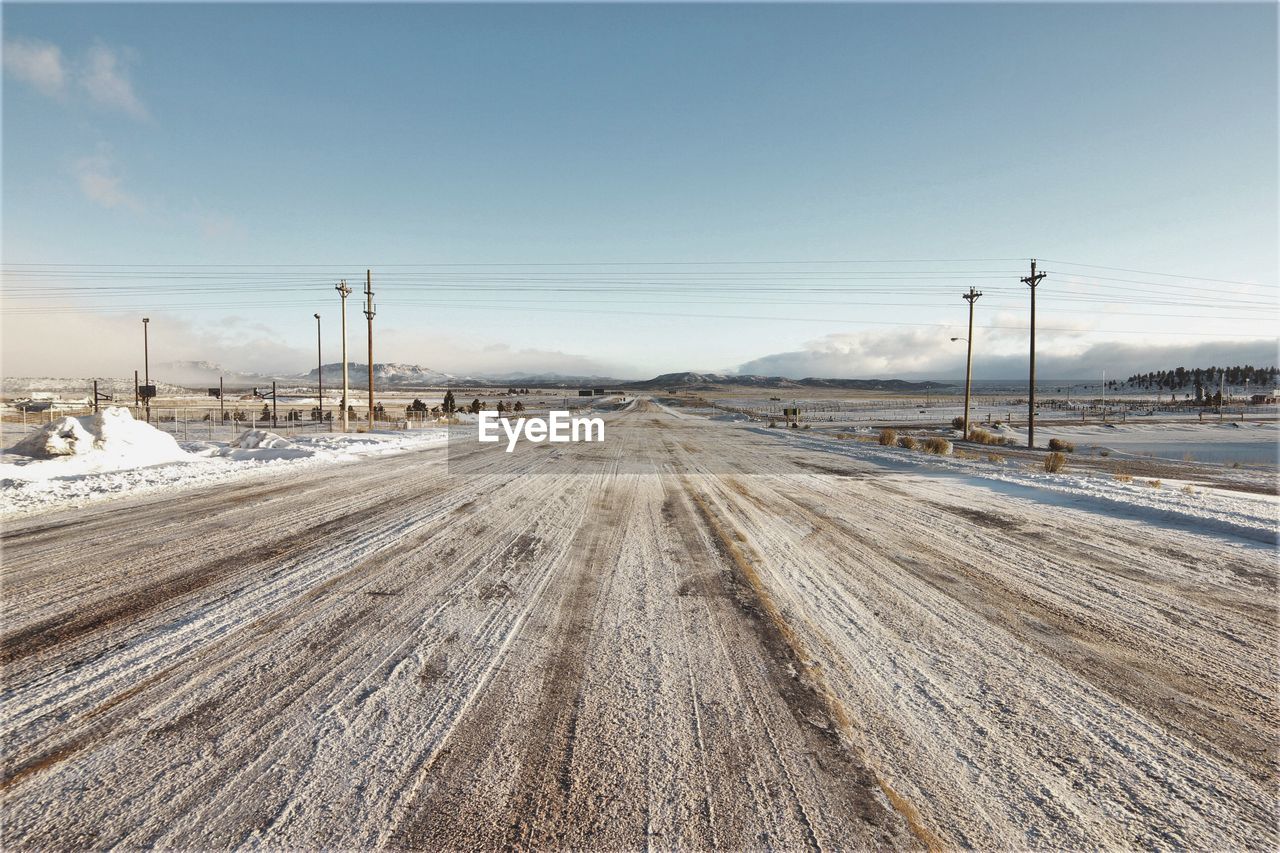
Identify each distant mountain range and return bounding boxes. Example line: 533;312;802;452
626;372;949;391
4;363;952;394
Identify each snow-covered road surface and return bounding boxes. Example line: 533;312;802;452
2;401;1275;848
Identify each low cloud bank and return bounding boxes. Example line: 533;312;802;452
736;332;1280;381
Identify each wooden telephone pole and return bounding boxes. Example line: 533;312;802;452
336;280;352;432
961;287;982;437
364;269;376;427
1022;259;1046;449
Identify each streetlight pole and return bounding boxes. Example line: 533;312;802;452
314;313;323;425
142;317;150;422
336;280;352;432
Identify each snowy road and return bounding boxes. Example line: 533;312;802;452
2;401;1276;848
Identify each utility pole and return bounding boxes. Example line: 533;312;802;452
93;380;99;414
272;380;278;428
220;376;224;422
142;316;151;422
1022;259;1046;449
364;269;376;427
336;280;352;432
314;313;323;424
1219;369;1225;421
134;370;139;411
961;287;981;437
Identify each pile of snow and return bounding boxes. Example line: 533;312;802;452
232;430;297;450
10;417;97;458
8;407;189;466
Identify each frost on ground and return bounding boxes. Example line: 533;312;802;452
0;407;446;517
1;399;1275;849
760;427;1279;545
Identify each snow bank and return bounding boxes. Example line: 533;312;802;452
761;428;1280;546
1;425;448;518
10;416;97;458
7;407;189;467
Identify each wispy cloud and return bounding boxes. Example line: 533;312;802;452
79;42;148;119
74;152;143;212
3;37;147;118
2;38;67;97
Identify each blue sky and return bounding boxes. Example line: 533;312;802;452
3;2;1277;380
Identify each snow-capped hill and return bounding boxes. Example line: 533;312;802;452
629;372;949;390
304;362;458;386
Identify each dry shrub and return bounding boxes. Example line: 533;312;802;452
879;428;897;446
951;416;966;430
987;453;1005;465
968;428;1005;446
1147;479;1162;489
898;435;918;450
923;437;952;455
1113;473;1133;483
1099;449;1111;457
1043;451;1066;473
834;432;855;440
1180;484;1197;495
1048;438;1075;453
953;449;975;460
767;420;777;428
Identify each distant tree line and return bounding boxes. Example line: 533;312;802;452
406;392;526;420
1124;365;1277;399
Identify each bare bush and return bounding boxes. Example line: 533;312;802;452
878;428;897;446
968;428;1005;446
951;416;965;430
1043;452;1066;473
1147;479;1162;489
923;437;951;455
1113;473;1133;483
898;435;918;450
1048;438;1075;453
987;453;1005;465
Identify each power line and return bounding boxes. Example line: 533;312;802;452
1038;258;1275;290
